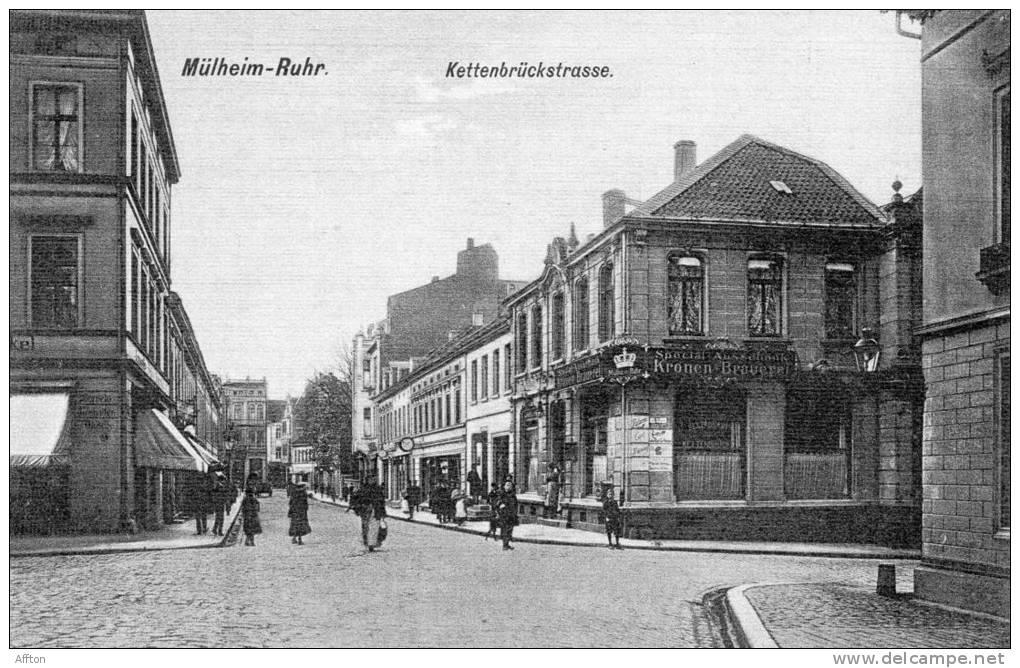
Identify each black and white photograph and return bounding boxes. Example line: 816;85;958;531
8;8;1011;656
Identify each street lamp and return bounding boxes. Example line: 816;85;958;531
853;328;881;373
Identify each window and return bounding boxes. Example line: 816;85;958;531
504;344;512;391
784;387;851;499
130;250;139;337
598;264;614;342
130;112;138;180
531;306;543;368
363;407;372;436
30;235;80;329
747;258;783;337
471;360;478;402
1000;353;1010;530
492;350;500;396
668;254;704;335
824;263;856;339
999;89;1011;244
445;393;451;425
551;292;565;360
455;388;461;423
573;277;589;351
480;355;489;399
516;312;528;373
31;84;81;172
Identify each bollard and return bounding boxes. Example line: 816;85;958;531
877;563;897;597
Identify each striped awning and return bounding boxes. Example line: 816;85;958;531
135;410;205;471
10;393;72;468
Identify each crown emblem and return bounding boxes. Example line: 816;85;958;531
613;347;637;369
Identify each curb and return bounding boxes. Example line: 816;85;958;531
312;496;920;559
725;584;779;649
10;499;244;559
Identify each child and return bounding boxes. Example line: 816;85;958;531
241;490;262;547
602;491;623;550
454;494;467;526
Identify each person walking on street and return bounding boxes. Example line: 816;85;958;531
241;490;261;547
496;479;519;551
355;478;387;551
404;482;421;520
602;489;623;549
484;483;500;540
193;472;212;535
211;472;228;536
288;483;312;545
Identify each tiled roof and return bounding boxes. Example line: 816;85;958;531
632;135;885;228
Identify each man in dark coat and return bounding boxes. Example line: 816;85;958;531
193;472;213;535
288;484;311;544
403;482;421;519
467;466;483;503
211;472;229;536
602;489;623;549
496;480;519;551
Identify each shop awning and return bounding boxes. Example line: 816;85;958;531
10;393;72;468
135;409;205;472
184;429;219;469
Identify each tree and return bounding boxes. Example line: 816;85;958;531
294;365;354;477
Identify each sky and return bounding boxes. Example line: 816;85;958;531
146;10;923;399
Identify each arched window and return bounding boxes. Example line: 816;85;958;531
598;263;614;342
747;257;783;337
531;305;543;368
573;277;589;351
668;254;704;335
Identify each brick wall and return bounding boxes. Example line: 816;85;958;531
921;319;1009;570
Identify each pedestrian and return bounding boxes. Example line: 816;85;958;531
192;472;211;535
454;490;467;526
329;483;337;503
544;464;562;519
467;465;483;503
403;482;421;520
355;478;387;552
245;471;259;495
211;472;228;536
288;483;312;545
603;488;623;549
432;481;447;523
496;479;519;551
241;489;261;547
484;483;500;540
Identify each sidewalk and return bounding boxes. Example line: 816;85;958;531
726;582;1010;648
10;500;242;558
310;492;920;559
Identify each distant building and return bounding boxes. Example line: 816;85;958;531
908;10;1010;618
9;10;218;533
351;239;526;478
266;398;292;486
221;378;268;482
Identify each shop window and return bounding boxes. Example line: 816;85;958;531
674;388;746;500
784;387;851;499
551;291;565;360
516;312;528;373
598;263;614;342
1000;353;1010;530
747;257;783;337
531;305;543;368
667;254;704;335
573;277;589;351
31;235;81;329
824;263;856;340
31;83;82;172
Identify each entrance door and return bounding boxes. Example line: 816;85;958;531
492;436;509;484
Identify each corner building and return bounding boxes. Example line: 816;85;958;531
507;135;924;544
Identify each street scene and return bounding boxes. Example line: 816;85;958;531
8;9;1011;654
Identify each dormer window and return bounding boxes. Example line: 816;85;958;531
769;180;793;195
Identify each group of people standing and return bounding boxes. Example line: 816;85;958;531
425;481;469;525
192;466;235;537
484;478;519;551
348;479;388;551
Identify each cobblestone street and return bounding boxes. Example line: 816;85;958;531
11;496;918;648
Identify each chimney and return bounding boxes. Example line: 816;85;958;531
466;237;474;249
431;275;439;282
602;189;626;227
674;140;697;181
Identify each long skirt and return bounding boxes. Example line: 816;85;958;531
361;513;381;548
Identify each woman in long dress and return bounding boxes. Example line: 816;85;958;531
288;484;311;545
240;490;261;547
